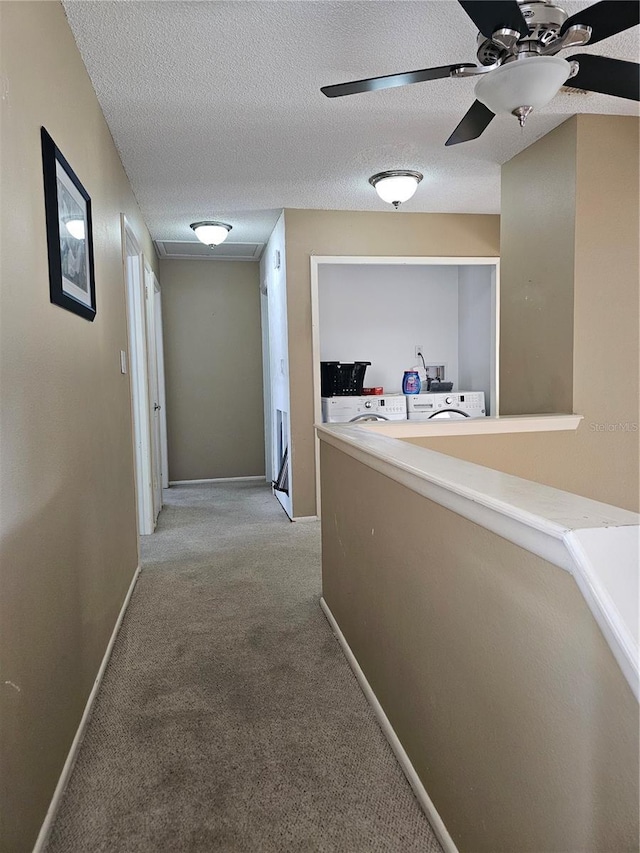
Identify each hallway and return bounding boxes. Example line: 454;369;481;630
44;483;442;852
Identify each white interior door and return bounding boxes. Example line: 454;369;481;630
144;264;163;524
154;284;169;489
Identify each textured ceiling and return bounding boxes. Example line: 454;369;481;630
63;0;639;245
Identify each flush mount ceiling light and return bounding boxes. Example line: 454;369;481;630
190;221;232;247
474;55;575;126
369;170;423;209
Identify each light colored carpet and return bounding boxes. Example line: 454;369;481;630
44;482;443;852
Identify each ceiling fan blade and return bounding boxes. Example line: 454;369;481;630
457;0;530;39
321;64;474;98
445;100;495;146
568;54;640;100
561;1;640;45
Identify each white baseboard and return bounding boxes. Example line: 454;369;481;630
168;476;265;485
319;597;459;853
32;566;141;853
292;515;319;523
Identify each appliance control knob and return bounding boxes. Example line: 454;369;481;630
445;396;453;404
364;400;372;408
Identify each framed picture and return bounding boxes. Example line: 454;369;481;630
41;127;96;321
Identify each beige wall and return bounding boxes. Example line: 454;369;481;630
405;429;586;490
283;209;500;517
500;118;577;414
571;116;639;511
321;443;639;852
0;3;158;850
475;115;639;512
407;426;639;512
160;260;264;481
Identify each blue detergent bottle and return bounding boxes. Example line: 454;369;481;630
402;368;421;394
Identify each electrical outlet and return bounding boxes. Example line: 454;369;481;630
414;345;423;360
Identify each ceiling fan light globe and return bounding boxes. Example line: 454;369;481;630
190;221;232;246
474;56;572;114
369;171;423;207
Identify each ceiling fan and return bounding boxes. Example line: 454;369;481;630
321;0;639;145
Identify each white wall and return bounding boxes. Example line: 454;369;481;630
260;212;292;517
318;265;459;393
458;265;493;412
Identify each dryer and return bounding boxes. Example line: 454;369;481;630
321;395;407;423
406;391;486;420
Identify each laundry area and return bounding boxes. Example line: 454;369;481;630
315;259;498;424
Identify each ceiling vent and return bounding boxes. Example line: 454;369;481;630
155;240;264;261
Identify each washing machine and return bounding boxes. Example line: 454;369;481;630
406;391;486;420
321;395;407;423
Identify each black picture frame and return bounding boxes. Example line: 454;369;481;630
41;127;96;321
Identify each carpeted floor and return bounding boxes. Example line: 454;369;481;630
44;482;443;852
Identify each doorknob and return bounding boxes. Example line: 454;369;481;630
154;403;161;411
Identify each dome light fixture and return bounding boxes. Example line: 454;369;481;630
190;221;232;247
475;56;575;127
369;170;423;209
64;218;85;240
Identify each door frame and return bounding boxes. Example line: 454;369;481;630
260;273;274;484
122;215;154;535
310;255;501;515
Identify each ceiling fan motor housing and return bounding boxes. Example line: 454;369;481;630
476;1;569;65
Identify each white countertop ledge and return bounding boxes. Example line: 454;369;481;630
316;417;639;701
356;413;583;437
